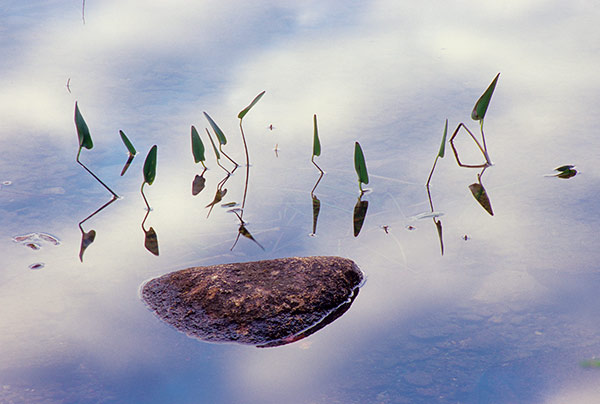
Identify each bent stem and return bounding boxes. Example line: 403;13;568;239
140;182;151;211
219;144;239;172
311;156;324;194
449;123;492;168
77;147;119;198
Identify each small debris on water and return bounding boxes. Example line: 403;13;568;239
13;232;61;249
29;263;45;270
381;225;390;234
406;225;416;231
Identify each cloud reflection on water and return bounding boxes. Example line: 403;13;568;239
2;0;600;403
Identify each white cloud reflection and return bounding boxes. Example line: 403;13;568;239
2;0;600;402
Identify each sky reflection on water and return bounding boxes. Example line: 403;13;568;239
2;1;600;403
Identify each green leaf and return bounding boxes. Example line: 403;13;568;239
119;130;136;155
469;182;494;216
554;164;575;172
74;102;93;150
143;145;158;186
238;90;265;120
438;119;448;158
191;125;205;163
313;114;321;157
205;128;220;160
354;142;369;185
471;73;500;121
203;112;227;145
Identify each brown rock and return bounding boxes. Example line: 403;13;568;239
141;256;363;347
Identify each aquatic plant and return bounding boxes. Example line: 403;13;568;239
449;73;499;174
74;102;118;198
310;114;323;235
190;125;207;195
204;111;238;169
141;145;157;211
426;119;448;187
237;90;265;212
230;91;266;250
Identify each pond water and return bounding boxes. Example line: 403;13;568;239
2;1;600;403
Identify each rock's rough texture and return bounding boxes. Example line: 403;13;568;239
141;256;363;347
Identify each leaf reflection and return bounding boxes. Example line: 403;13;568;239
353;196;369;237
141;209;159;256
77;196;117;262
468;182;494;216
144;227;159;256
192;169;206;196
78;229;96;262
553;165;577;179
311;194;321;235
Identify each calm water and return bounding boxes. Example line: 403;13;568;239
2;1;600;403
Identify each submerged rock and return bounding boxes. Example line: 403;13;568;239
141;256;363;347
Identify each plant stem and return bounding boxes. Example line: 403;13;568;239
239;119;250;214
77;147;119;198
141;182;150;211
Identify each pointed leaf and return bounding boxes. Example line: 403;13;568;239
119;130;136;155
438;119;448;158
354;142;369;185
313;114;321;157
353;198;369;237
238;90;265;120
472;73;500;121
74;102;93;149
191;125;205;163
143;145;158;186
203;112;227;145
469;183;494;215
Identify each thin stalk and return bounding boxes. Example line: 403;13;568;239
426;156;439;188
141;182;150;211
239;119;250;213
219;144;239;171
77;147;119;198
78;196;118;231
